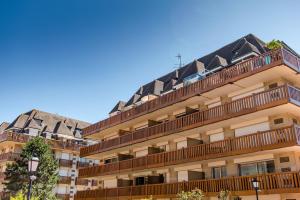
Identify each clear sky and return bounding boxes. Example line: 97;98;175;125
0;0;300;124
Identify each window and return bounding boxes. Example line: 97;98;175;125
274;118;284;124
280;157;290;163
281;167;291;172
209;132;224;142
104;157;118;164
212;166;227;179
269;83;278;89
239;160;275;176
135;177;145;186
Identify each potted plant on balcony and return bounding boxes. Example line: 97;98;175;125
177;188;205;200
217;189;230;200
266;39;282;50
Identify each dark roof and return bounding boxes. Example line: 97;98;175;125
231;40;260;61
119;33;268;108
5;109;90;138
109;101;126;114
206;55;228;70
125;80;164;106
177;60;205;83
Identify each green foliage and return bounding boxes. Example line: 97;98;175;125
4;137;59;200
217;189;230;200
10;192;38;200
266;39;282;50
140;196;153;200
177;188;205;200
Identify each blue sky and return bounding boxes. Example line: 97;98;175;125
0;0;300;124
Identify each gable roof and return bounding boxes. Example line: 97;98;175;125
4;109;90;138
109;101;126;114
206;55;228;70
0;122;9;134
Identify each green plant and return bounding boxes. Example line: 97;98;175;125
233;196;242;200
190;188;205;200
4;137;59;200
266;39;282;50
177;188;205;200
10;192;38;200
217;189;230;200
140;196;153;200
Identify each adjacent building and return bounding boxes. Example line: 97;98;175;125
0;109;99;200
75;34;300;200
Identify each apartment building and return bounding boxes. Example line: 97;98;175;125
0;109;99;200
75;34;300;200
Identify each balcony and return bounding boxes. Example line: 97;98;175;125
0;152;20;162
0;132;81;152
83;48;300;137
76;178;89;186
80;84;300;157
77;161;91;169
59;159;73;168
58;176;72;184
79;125;300;178
75;171;300;199
56;194;70;200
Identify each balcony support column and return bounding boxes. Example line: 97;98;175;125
167;140;177;151
166;168;177;183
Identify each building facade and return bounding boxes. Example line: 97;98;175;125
81;34;299;199
0;109;99;200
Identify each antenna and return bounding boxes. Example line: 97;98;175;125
176;53;183;68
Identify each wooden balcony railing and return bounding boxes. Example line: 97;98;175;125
79;125;300;178
77;161;92;169
75;171;300;199
56;194;70;200
59;159;73;168
76;178;89;186
0;132;82;152
0;152;20;162
84;48;300;137
58;176;72;184
81;84;300;157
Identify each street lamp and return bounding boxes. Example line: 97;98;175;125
27;156;39;200
251;177;260;200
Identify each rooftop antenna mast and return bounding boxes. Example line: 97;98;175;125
176;53;183;68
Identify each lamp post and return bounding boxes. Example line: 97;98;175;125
251;177;260;200
27;156;39;200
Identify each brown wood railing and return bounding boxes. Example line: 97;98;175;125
76;178;89;186
58;176;72;184
56;194;70;200
79;125;300;178
83;48;300;136
59;159;73;168
81;84;300;157
77;161;91;168
75;171;300;199
0;152;20;162
0;132;82;152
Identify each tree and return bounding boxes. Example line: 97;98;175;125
4;137;59;200
266;39;282;50
177;188;205;200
